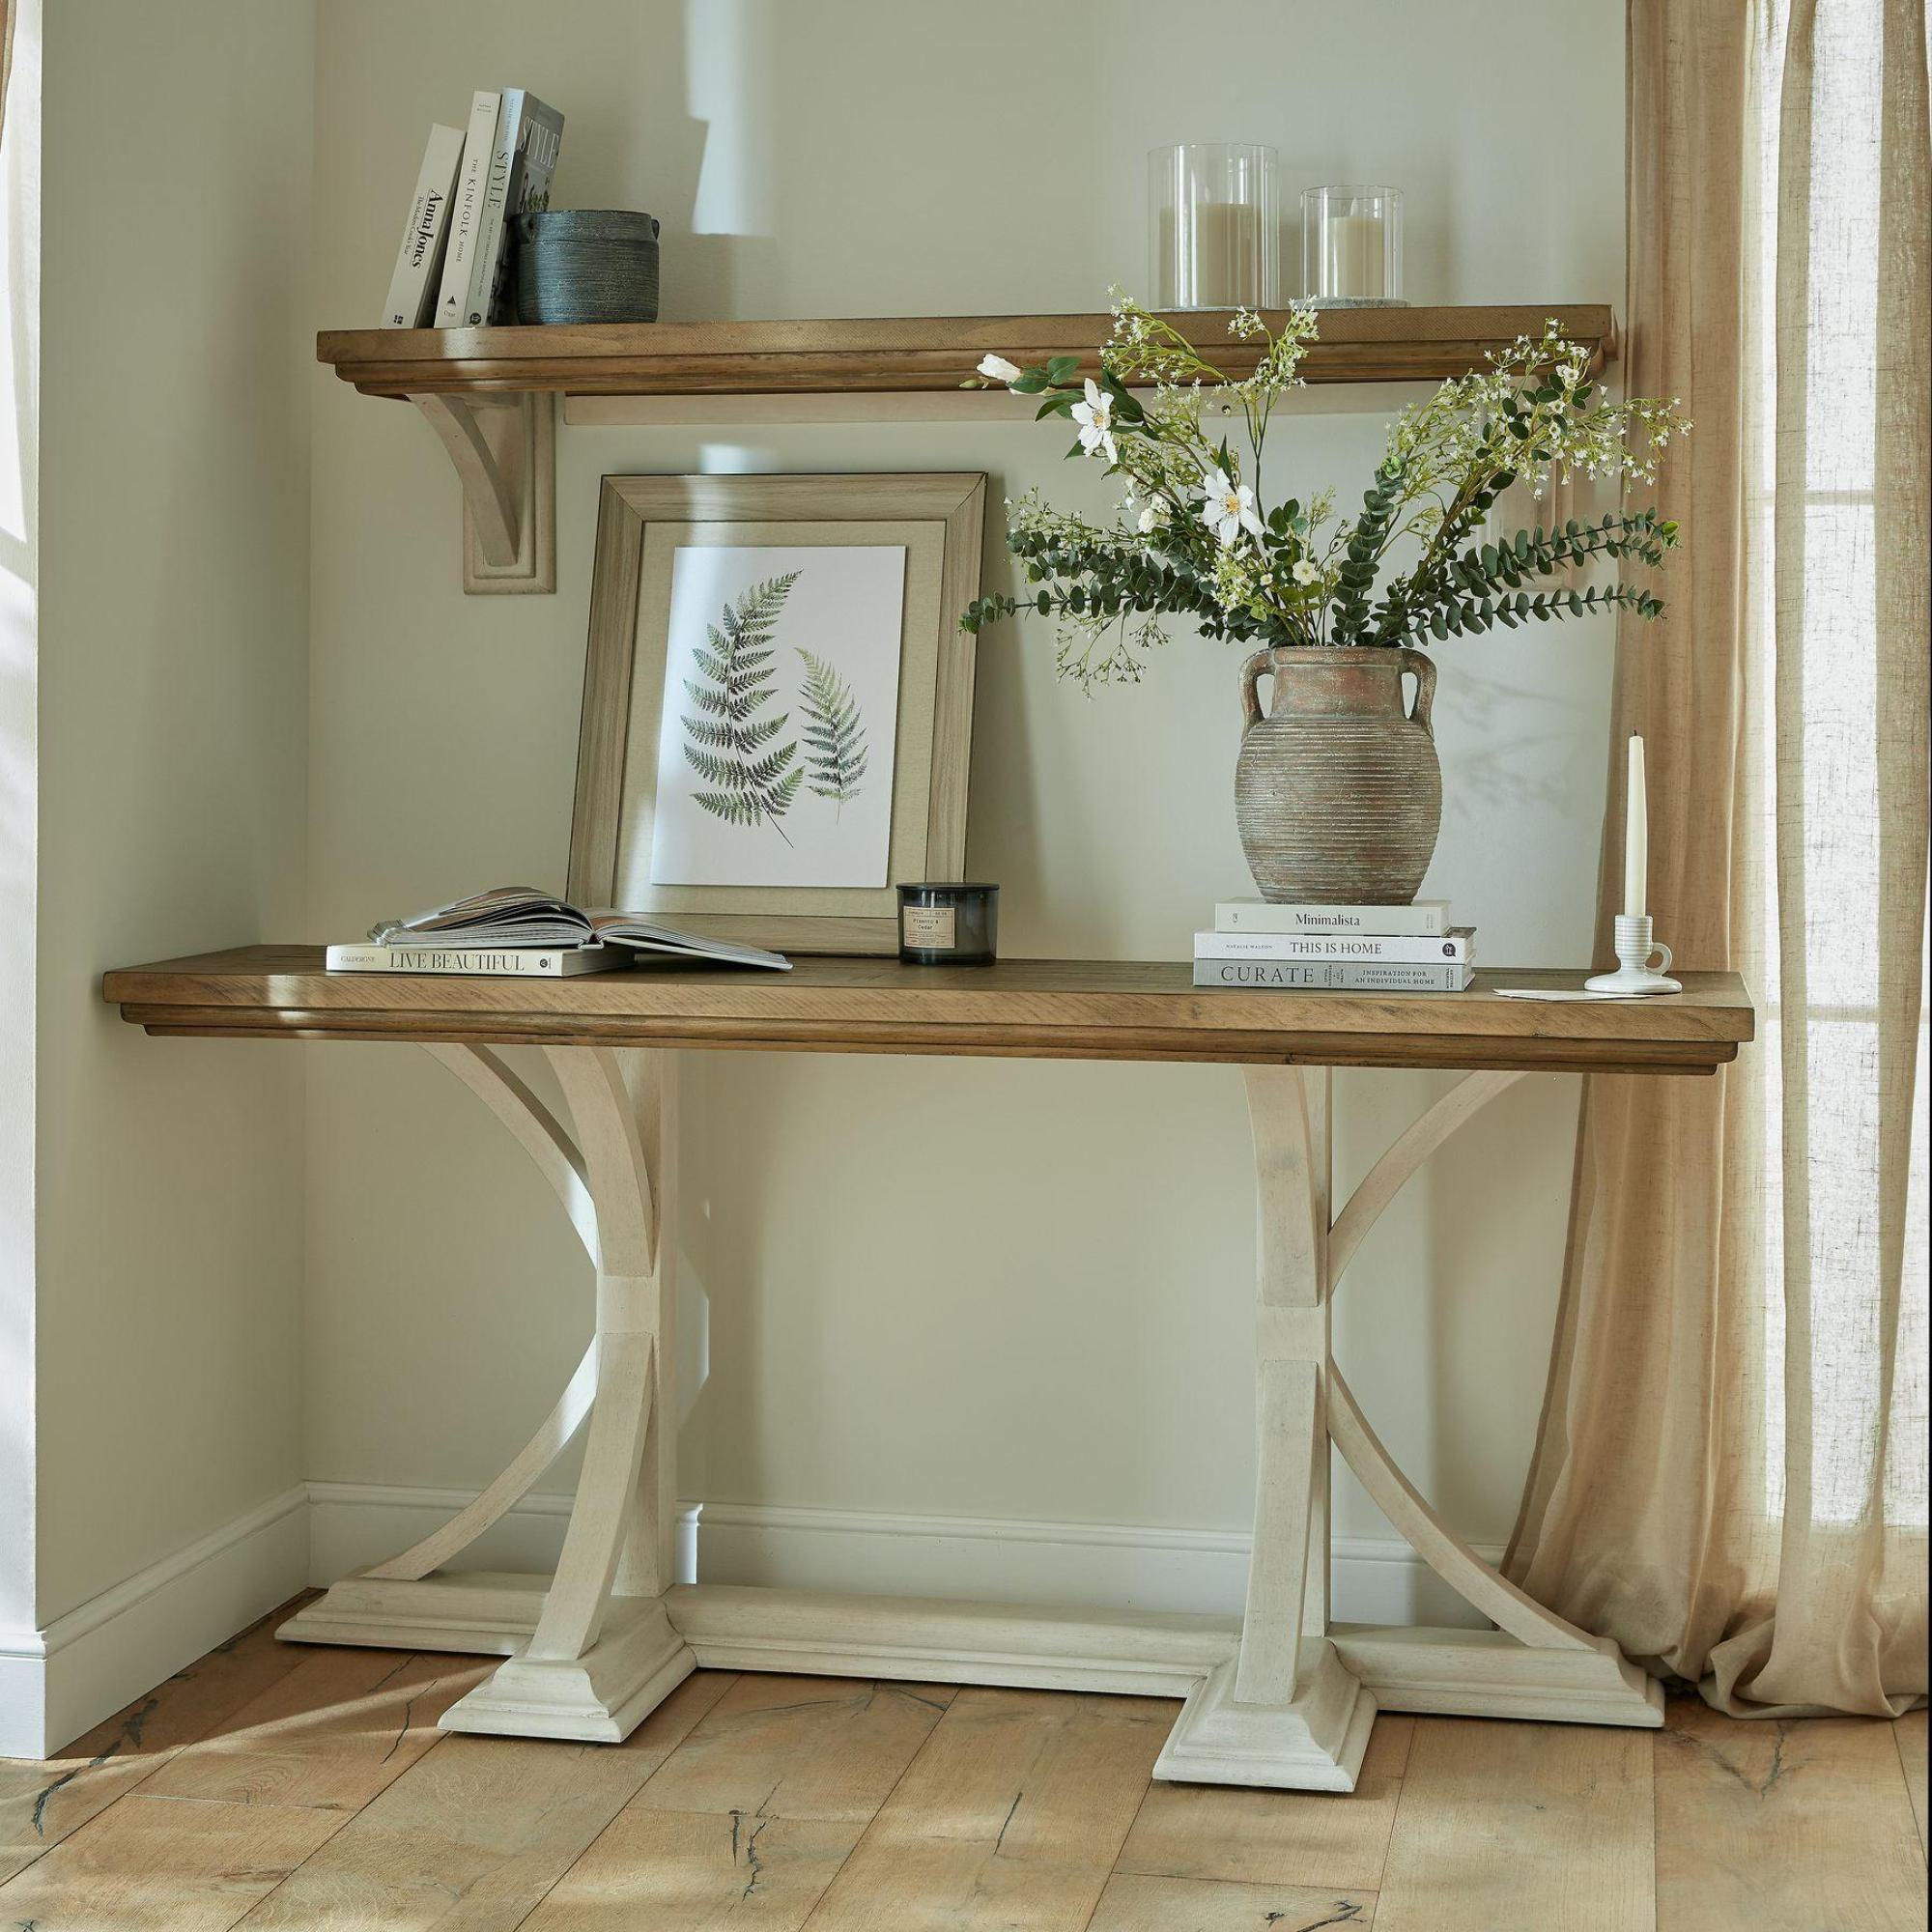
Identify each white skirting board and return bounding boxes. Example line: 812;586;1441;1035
0;1480;1500;1759
307;1484;1499;1634
0;1485;310;1759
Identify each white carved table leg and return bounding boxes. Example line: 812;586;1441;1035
278;1044;693;1743
1155;1067;1377;1791
281;1043;1658;1766
1316;1067;1661;1728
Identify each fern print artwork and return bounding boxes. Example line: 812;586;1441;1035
648;543;909;890
796;648;869;814
680;574;804;841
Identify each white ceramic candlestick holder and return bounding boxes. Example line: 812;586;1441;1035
1585;913;1681;996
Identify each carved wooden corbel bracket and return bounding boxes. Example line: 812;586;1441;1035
409;390;555;595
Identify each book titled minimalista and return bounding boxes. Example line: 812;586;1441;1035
1213;898;1451;936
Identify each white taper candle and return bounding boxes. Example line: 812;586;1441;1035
1625;735;1648;919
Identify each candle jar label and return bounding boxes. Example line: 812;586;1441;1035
902;905;956;949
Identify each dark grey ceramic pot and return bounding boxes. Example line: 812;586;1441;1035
513;210;661;324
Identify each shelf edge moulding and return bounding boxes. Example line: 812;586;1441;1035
319;307;1615;595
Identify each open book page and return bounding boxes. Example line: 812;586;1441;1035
584;912;791;971
367;886;791;971
369;886;590;948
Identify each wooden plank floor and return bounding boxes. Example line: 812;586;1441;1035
1;1599;1922;1931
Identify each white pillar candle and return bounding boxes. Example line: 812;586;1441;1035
1624;735;1648;919
1324;212;1387;298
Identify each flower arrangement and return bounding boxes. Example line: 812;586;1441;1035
961;298;1689;688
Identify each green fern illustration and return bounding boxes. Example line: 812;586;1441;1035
681;574;803;840
795;649;870;815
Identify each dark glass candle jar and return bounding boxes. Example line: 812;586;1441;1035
896;882;999;965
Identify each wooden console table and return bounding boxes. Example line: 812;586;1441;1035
102;948;1752;1791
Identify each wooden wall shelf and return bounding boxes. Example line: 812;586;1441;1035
318;304;1614;401
315;305;1615;594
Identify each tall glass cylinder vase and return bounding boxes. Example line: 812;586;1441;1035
1300;185;1405;306
1149;144;1280;310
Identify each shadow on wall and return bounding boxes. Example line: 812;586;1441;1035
559;0;780;321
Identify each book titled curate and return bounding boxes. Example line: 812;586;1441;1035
1213;897;1451;937
327;885;792;976
1192;959;1474;992
1195;927;1474;965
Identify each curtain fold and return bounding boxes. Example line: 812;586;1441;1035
1504;0;1928;1719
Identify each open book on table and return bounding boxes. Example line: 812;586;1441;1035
327;885;791;975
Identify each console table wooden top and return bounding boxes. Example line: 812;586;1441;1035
103;945;1752;1074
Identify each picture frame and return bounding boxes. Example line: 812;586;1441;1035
567;472;984;954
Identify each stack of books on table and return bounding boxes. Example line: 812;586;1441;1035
325;887;791;978
1193;898;1474;992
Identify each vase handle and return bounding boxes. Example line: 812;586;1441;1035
1239;649;1272;736
1399;647;1436;736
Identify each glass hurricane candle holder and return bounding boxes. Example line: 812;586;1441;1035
1300;185;1405;307
1149;144;1280;310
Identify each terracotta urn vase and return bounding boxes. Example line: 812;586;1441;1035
1234;644;1442;905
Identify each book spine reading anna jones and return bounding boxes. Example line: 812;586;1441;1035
433;90;503;327
1196;928;1473;965
382;124;466;327
1213;898;1450;936
1192;959;1474;992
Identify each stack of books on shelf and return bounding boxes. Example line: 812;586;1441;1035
382;88;564;328
1193;898;1474;992
326;887;790;978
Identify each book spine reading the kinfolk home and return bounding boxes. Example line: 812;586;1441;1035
432;90;503;327
464;90;564;326
1195;927;1474;965
325;944;619;977
1192;959;1474;992
1213;898;1451;936
381;123;466;327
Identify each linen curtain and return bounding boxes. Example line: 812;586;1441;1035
1505;0;1929;1718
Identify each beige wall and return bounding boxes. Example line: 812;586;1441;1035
32;0;313;1623
305;0;1625;1600
2;0;43;1656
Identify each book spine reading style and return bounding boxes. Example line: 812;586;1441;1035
381;123;466;327
465;90;564;325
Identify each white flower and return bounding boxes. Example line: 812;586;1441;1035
1292;557;1321;585
1136;497;1168;534
1070;379;1118;463
1197;467;1264;548
978;354;1023;384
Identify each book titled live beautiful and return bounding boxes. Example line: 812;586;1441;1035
327;886;791;977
